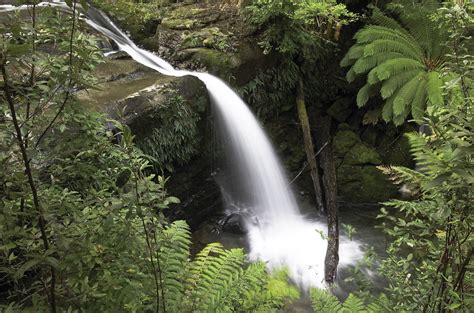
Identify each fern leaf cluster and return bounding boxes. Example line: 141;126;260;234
341;4;450;125
157;223;299;312
310;289;384;312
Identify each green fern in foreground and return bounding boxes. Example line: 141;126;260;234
158;222;300;313
341;2;449;125
310;289;386;312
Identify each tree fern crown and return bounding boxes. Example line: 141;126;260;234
341;4;449;125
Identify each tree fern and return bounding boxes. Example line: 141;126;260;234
341;3;450;124
392;74;423;117
380;69;420;99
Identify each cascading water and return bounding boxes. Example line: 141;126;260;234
1;1;363;289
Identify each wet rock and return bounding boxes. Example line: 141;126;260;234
222;213;247;234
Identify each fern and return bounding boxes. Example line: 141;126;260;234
392;74;423;116
353;52;403;75
310;289;384;313
341;3;450;125
411;78;428;121
154;228;299;312
159;220;192;312
380;69;420;99
310;288;342;312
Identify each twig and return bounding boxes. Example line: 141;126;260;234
287;141;328;187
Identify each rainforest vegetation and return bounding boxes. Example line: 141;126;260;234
0;0;472;312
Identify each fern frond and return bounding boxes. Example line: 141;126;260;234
382;96;394;122
380;69;421;99
411;77;427;121
392;74;423;116
378;164;426;187
194;248;246;312
363;39;422;60
353;52;403;75
392;103;410;126
426;71;444;107
370;7;409;35
375;58;424;81
356;83;378;107
346;66;357;83
340;44;364;67
342;294;366;312
355;26;422;57
159;220;192;311
310;288;342;312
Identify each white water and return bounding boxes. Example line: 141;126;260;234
1;2;363;289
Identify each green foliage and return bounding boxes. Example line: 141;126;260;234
341;1;455;125
246;0;356;58
180;27;235;52
310;289;385;312
0;4;299;312
89;0;162;40
137;92;202;171
239;60;299;119
371;4;473;311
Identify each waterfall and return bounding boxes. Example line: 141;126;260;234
1;1;363;289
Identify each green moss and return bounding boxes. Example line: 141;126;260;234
180;27;232;52
337;165;398;203
344;143;382;165
189;48;240;77
161;17;202;30
333;129;360;157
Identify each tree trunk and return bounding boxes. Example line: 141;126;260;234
296;77;325;212
315;115;339;283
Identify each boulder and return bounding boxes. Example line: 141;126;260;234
333;127;397;203
337;165;399;203
222;213;247;234
344;143;382;166
333;129;360;156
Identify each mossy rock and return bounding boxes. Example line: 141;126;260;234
185;48;240;77
180;27;232;51
333;129;360;157
161;17;202;30
337;165;398;203
344;143;382;166
327;97;353;123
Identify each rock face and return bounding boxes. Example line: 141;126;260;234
139;2;272;87
333;123;414;203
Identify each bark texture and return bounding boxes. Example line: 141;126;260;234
296;77;325;212
316;116;339;283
